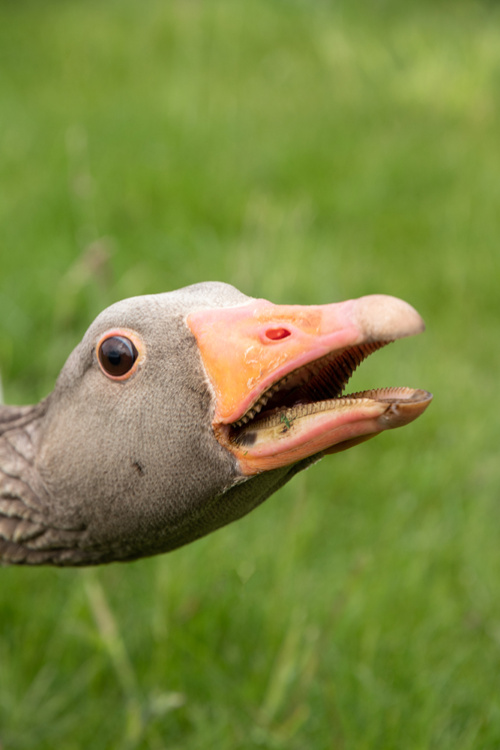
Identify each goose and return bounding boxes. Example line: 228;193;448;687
0;282;431;566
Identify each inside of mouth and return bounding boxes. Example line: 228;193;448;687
229;341;392;442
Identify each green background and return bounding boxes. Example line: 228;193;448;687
1;0;499;747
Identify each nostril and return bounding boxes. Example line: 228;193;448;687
265;327;291;341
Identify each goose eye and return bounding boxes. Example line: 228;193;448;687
98;335;138;378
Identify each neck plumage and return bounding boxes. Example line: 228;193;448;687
0;402;48;563
0;401;61;564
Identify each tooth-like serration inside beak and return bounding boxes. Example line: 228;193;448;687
232;387;432;448
230;341;386;432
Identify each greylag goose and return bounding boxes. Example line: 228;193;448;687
0;282;431;565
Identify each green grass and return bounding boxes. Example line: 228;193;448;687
1;0;500;747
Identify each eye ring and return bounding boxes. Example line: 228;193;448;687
96;329;143;381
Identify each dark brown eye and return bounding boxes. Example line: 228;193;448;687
98;336;138;378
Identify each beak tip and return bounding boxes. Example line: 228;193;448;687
354;294;426;342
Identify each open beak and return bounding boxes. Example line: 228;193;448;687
187;294;432;475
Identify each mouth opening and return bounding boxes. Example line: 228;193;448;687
228;340;396;445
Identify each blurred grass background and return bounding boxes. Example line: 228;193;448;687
1;0;500;747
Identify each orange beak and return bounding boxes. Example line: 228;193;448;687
187;294;432;475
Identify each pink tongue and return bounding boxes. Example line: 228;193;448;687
230;388;432;475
